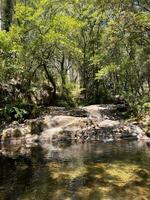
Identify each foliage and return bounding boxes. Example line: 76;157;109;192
0;0;150;117
96;64;117;79
0;104;28;121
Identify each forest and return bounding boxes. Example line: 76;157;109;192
0;0;149;122
0;1;150;200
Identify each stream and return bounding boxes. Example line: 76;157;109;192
0;140;150;200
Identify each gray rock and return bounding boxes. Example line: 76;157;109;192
0;104;147;144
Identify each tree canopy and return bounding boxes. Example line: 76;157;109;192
0;0;150;118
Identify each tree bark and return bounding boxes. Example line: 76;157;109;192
3;0;14;31
43;64;56;100
60;54;66;94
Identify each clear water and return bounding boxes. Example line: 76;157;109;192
0;141;150;200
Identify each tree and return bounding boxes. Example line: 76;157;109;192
0;0;149;113
2;0;14;31
0;0;82;104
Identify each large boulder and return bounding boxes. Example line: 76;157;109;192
0;105;147;144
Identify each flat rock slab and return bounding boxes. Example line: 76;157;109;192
0;105;147;144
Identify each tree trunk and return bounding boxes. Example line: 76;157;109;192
43;64;56;100
60;54;66;94
3;0;14;31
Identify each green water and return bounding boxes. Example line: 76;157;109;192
0;141;150;200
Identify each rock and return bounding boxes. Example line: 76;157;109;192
116;104;128;112
12;121;20;126
39;127;63;141
99;120;119;127
120;125;144;140
103;138;114;143
25;134;38;143
0;104;147;144
13;128;22;137
146;141;150;147
30;120;47;135
1;129;12;141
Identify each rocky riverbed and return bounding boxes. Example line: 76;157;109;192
0;104;149;146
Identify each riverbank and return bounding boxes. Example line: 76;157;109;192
0;104;149;146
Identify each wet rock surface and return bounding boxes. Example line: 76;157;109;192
0;104;148;144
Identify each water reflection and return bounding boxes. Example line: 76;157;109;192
0;141;150;200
